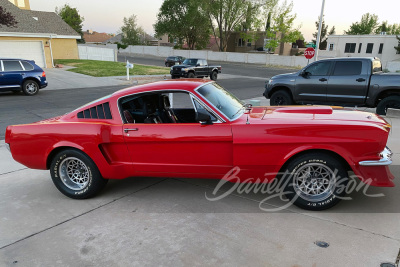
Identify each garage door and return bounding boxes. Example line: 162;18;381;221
0;41;46;68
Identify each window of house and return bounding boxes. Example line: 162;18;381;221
329;43;334;51
332;61;362;76
3;60;23;71
358;43;362;53
247;39;252;47
237;38;245;47
378;43;384;54
366;43;374;53
344;43;356;53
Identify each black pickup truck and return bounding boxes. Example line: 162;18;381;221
170;58;222;81
263;57;400;115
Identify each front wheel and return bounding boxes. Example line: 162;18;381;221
376;96;400;115
188;72;195;78
282;153;349;210
210;71;218;81
270;90;293;105
50;149;108;199
22;80;39;96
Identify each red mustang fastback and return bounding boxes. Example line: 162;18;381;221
5;80;395;210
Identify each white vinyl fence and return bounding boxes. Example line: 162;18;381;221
78;45;117;62
120;45;309;68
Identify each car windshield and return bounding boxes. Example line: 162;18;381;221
197;83;244;120
182;59;198;66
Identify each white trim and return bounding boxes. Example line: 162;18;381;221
0;32;81;39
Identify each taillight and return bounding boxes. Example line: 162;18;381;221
42;71;46;77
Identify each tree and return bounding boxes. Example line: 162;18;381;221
345;13;379;35
154;0;211;50
395;35;400;54
312;16;335;50
264;1;301;53
120;15;143;46
375;22;400;35
0;6;18;27
202;0;261;51
56;4;84;43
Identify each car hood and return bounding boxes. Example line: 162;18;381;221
271;72;298;79
172;64;194;69
243;106;390;128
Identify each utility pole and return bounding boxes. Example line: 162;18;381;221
315;0;326;61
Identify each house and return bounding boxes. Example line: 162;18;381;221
319;34;400;68
0;0;81;68
102;33;123;45
83;30;113;44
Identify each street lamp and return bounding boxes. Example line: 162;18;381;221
315;0;326;61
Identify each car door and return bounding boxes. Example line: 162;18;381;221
0;60;24;90
326;60;369;105
295;61;332;104
122;92;233;176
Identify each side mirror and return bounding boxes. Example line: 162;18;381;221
196;63;200;67
195;109;213;125
301;71;310;77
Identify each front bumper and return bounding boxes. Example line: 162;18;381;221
359;147;393;166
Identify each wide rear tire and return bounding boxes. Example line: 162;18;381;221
50;149;108;199
376;96;400;115
210;71;218;81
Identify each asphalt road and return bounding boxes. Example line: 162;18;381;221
118;53;297;78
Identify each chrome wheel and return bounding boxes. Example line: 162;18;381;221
26;82;38;94
59;157;90;190
293;163;335;202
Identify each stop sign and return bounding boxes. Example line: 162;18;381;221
304;47;315;59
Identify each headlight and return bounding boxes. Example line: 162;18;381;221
183;68;189;72
268;79;273;84
170;67;173;70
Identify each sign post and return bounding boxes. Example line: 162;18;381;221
304;47;315;65
126;60;134;80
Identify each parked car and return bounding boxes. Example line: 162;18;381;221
5;80;394;210
263;57;400;115
0;58;47;96
165;56;185;67
170;58;222;80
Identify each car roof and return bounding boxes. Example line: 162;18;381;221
112;79;213;98
0;58;32;61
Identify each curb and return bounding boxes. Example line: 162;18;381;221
386;108;400;118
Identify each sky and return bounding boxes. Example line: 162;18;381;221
29;0;400;42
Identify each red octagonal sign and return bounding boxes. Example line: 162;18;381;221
304;47;315;59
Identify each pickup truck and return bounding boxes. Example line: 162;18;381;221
263;57;400;115
170;58;222;81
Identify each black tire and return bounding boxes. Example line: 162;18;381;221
270;90;293;105
22;80;39;96
165;63;169;67
50;149;108;199
376;96;400;115
282;152;348;211
188;72;195;78
210;71;218;81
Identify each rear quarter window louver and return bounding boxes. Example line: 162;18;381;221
77;102;112;119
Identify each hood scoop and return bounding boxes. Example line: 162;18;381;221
273;106;333;115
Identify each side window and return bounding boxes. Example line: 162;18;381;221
332;61;362;76
21;61;34;71
192;99;217;122
305;62;331;76
3;60;23;71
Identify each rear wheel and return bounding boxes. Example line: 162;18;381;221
282;152;348;210
376;96;400;115
270;90;293;105
210;71;218;81
22;80;39;96
50;149;108;199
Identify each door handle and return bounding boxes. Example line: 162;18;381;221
319;78;327;82
356;78;366;82
124;128;138;133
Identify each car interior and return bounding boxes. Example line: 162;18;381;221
120;91;216;124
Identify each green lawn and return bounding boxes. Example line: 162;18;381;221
54;59;170;77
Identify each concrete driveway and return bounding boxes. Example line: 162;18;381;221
1;106;399;267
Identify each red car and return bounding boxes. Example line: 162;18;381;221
5;80;395;210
